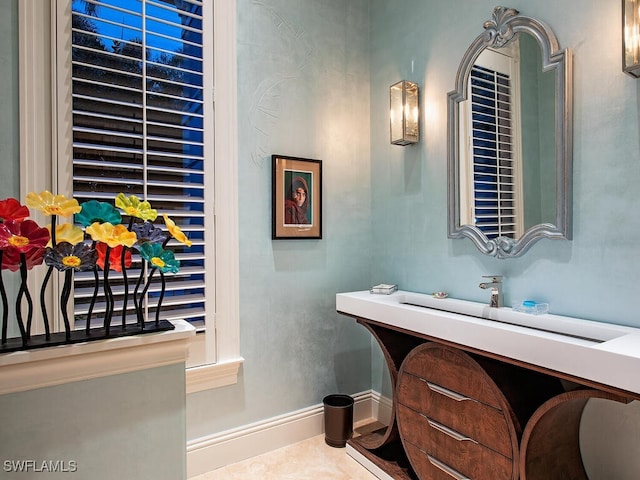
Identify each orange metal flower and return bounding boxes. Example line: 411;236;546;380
95;243;132;272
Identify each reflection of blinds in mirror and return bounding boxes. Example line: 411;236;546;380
470;65;516;239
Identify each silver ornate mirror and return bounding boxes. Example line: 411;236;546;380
447;7;572;258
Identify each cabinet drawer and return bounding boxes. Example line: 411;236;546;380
405;441;511;480
397;372;513;458
398;404;513;480
400;343;503;410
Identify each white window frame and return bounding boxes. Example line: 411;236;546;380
18;0;241;392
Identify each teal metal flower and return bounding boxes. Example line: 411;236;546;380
139;242;180;274
75;200;122;227
44;242;97;272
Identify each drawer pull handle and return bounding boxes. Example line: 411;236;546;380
427;454;472;480
425;417;478;444
424;380;478;403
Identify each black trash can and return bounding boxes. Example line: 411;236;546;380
322;394;354;448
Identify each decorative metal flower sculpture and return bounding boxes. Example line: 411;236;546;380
0;191;187;351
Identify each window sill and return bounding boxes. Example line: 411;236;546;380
0;320;195;395
186;357;244;394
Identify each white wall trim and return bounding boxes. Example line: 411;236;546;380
186;390;390;478
186;357;244;394
211;0;240;367
370;389;393;426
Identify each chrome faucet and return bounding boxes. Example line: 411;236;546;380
479;275;503;308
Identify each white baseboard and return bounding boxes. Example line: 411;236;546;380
186;390;390;478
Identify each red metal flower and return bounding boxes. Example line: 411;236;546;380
1;246;45;272
0;198;30;223
95;243;132;272
0;220;50;253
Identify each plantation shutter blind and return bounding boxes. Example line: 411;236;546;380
469;64;518;239
70;0;208;331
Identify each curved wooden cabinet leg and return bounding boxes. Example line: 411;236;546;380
354;319;425;450
520;390;632;480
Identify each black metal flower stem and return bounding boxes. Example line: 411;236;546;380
103;246;114;335
133;267;145;327
138;267;158;331
155;271;166;326
86;242;98;334
0;251;8;344
120;218;134;328
152;238;170;326
39;267;53;340
60;269;73;341
39;215;57;339
15;253;31;346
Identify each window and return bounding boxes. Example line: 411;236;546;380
68;0;210;336
460;46;524;239
20;0;241;390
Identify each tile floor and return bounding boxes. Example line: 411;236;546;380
190;434;379;480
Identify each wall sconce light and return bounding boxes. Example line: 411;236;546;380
624;0;640;77
390;80;419;145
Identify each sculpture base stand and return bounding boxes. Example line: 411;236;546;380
0;319;175;354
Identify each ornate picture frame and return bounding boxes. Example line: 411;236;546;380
272;155;322;239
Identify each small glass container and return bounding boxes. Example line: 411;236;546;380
513;300;549;315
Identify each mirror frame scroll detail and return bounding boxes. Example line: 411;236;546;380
447;6;573;258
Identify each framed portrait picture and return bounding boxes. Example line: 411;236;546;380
272;155;322;239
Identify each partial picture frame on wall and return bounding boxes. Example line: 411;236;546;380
272;155;322;239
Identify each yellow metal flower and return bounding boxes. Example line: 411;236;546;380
47;223;84;247
25;191;81;217
162;214;192;247
86;222;137;248
115;193;158;222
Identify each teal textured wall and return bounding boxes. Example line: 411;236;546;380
0;364;187;480
0;0;18;200
369;1;640;477
3;0;640;477
370;0;640;326
186;0;373;439
0;0;20;331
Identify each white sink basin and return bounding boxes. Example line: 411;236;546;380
398;293;628;344
336;290;640;395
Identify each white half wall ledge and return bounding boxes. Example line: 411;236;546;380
0;319;195;395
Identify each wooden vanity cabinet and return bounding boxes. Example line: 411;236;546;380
346;317;637;480
396;343;564;480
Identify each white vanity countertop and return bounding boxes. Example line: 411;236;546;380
336;290;640;396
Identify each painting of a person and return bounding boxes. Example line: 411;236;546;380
284;175;311;225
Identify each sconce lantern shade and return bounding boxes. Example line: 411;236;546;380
390;80;419;145
624;0;640;77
